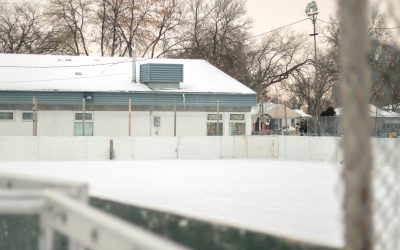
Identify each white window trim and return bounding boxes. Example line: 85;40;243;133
207;113;223;121
229;113;245;121
0;111;15;122
21;111;33;122
74;112;94;122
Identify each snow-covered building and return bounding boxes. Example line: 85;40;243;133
293;109;312;118
335;104;400;136
251;103;301;133
0;54;256;136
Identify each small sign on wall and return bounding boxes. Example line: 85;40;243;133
154;116;161;127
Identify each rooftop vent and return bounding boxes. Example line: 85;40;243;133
140;63;183;89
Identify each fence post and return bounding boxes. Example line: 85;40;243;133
216;100;220;136
82;98;86;137
284;103;288;135
32;96;38;136
174;101;177;137
129;98;132;136
339;0;373;249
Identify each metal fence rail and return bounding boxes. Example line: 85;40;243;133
0;173;189;250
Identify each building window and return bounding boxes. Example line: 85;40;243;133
207;114;223;136
229;114;245;135
0;112;14;120
74;112;93;136
22;112;33;121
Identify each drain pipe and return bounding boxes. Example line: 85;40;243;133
132;48;137;83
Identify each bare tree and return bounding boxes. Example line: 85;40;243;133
93;0;125;56
115;0;154;57
46;0;92;55
370;42;400;109
246;31;311;102
140;0;184;58
176;0;251;83
0;1;62;54
284;51;337;115
322;9;398;109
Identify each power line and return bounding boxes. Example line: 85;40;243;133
247;18;310;39
0;73;130;84
0;57;150;69
318;18;400;30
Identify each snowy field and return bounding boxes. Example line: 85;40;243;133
0;160;343;248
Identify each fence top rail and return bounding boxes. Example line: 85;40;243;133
43;190;190;250
0;172;88;190
0;172;89;201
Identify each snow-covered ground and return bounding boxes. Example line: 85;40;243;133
0;160;343;248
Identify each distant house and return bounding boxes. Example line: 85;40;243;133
0;54;256;136
383;104;400;114
335;104;400;136
251;103;301;134
293;109;312;118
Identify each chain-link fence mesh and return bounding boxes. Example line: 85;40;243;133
338;0;400;250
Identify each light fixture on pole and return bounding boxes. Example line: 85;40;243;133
306;1;320;134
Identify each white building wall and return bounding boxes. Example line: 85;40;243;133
0;110;251;136
176;112;207;136
0;111;30;136
38;111;74;136
94;111;130;136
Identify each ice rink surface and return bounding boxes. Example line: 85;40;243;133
0;160;343;248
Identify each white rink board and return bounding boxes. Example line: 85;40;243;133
0;136;398;163
0;160;343;248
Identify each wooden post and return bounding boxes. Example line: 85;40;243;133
284;103;288;135
340;0;373;248
32;96;38;136
174;101;177;137
128;98;132;136
109;139;116;160
216;100;220;136
82;98;86;136
258;103;262;135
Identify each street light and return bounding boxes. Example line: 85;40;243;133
305;1;318;16
306;1;320;134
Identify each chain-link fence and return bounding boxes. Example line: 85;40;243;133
338;0;400;250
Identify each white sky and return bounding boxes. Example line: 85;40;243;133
246;0;337;36
246;0;399;39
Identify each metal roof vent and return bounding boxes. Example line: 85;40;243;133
140;63;183;89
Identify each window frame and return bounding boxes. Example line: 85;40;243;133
207;113;223;136
229;113;246;136
73;112;94;136
0;111;15;121
21;112;33;122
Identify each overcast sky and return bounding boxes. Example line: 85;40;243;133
246;0;399;38
246;0;336;36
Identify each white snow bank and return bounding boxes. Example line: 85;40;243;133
0;159;342;248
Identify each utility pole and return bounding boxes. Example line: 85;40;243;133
306;1;320;134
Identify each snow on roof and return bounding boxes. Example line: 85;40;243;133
335;104;400;118
293;109;312;118
382;104;400;113
252;103;300;118
0;54;255;94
